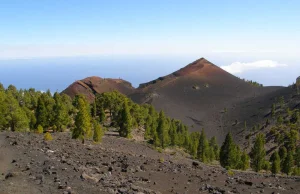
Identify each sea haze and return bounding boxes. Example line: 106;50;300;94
0;56;195;92
0;55;298;92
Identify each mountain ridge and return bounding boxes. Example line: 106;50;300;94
62;57;288;143
62;76;135;102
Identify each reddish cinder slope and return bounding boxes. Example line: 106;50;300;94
62;76;135;102
131;58;284;142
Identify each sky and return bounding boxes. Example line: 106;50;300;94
0;0;300;91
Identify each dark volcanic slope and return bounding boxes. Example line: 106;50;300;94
61;58;289;143
131;58;284;142
62;76;135;102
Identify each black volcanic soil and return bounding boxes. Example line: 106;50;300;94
1;131;300;194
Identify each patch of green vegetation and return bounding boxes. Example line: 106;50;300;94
37;125;43;134
159;157;165;163
227;169;234;176
242;78;263;87
44;132;53;141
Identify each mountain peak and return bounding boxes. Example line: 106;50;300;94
172;57;218;77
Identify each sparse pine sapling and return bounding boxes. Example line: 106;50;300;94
44;132;53;141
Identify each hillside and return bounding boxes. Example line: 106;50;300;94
130;58;284;142
233;84;300;155
61;58;297;146
62;76;135;102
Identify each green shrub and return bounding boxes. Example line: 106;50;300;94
44;132;53;141
159;157;165;163
292;167;300;176
263;161;271;172
227;169;234;176
36;125;43;134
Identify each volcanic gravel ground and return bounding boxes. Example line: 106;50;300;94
1;131;300;194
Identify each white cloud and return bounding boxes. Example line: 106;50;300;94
221;60;288;74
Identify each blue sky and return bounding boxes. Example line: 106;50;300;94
0;0;299;91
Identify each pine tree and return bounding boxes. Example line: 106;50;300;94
169;120;178;146
287;130;299;152
119;100;132;138
53;93;70;131
265;119;270;126
209;137;220;160
4;92;29;131
144;115;152;140
177;123;186;146
271;104;276;118
21;106;36;130
240;151;250;170
153;130;160;147
0;83;4;92
220;132;238;168
197;129;209;163
207;145;215;162
286;108;292;117
277;116;283;125
271;151;280;174
295;147;300;167
282;151;294;175
99;106;106;123
93;120;103;143
156;111;169;148
251;133;266;172
279;96;285;108
6;85;18;98
35;96;48;128
263;161;271;172
72;95;92;144
291;110;299;124
0;90;8;130
91;101;97;118
188;132;199;158
279;146;287;168
183;130;190;150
